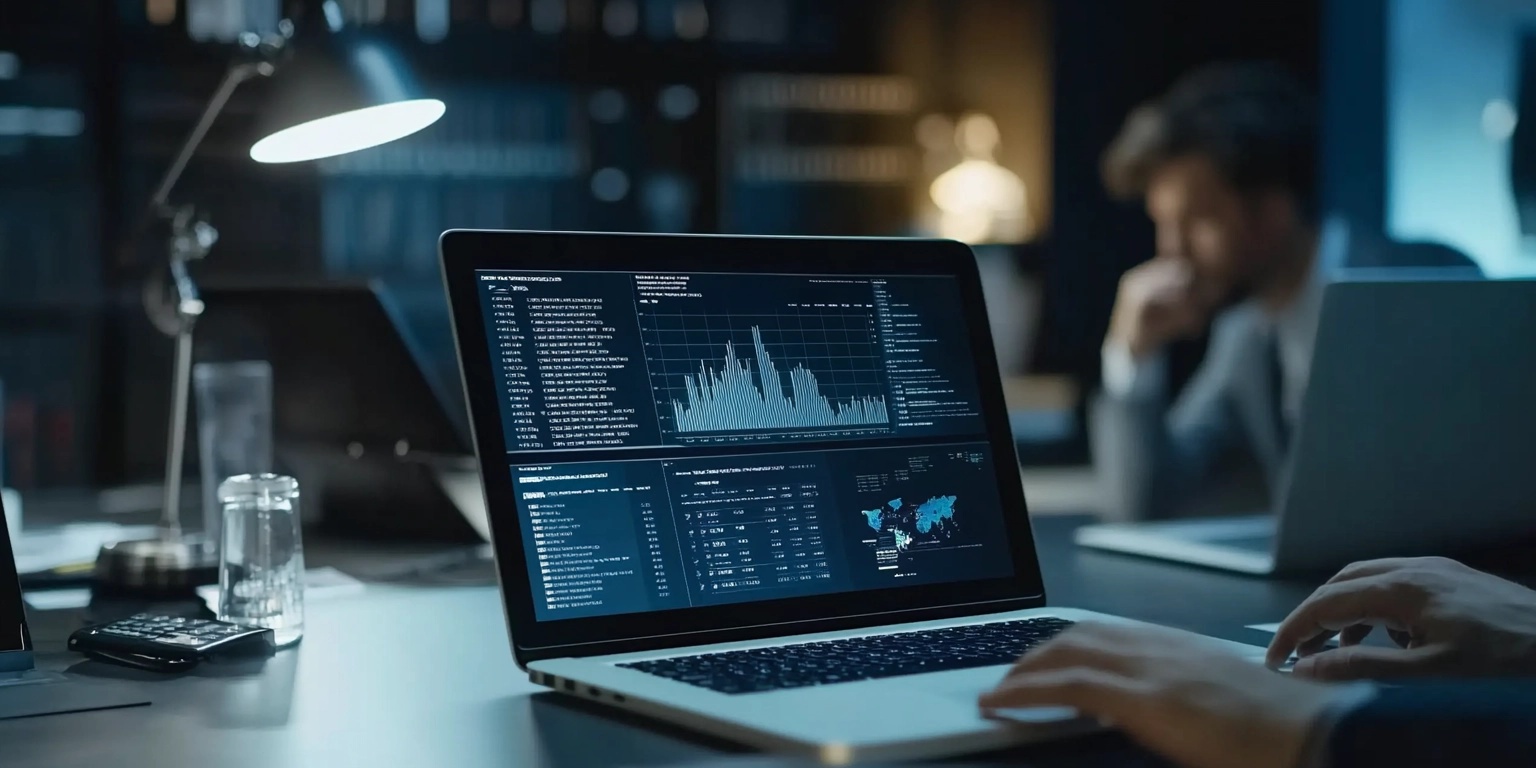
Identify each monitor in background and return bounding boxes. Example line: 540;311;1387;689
197;280;481;542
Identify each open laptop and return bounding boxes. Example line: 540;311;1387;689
1;491;37;682
1076;278;1536;575
1;494;154;716
441;231;1265;763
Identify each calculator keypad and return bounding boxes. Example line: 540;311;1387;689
69;612;277;669
96;614;257;650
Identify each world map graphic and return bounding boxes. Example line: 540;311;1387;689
861;495;958;551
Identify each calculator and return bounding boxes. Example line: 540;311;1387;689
69;614;277;672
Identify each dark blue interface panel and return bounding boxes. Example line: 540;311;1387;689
512;445;1012;619
475;270;1012;621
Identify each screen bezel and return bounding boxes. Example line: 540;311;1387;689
440;230;1047;665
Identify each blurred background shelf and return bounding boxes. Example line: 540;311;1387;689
8;0;1528;496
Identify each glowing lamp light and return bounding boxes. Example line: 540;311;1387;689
251;98;445;163
926;113;1030;244
251;28;443;164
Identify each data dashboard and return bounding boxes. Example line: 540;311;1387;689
475;269;1013;621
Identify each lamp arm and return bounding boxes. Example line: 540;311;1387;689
138;53;275;339
143;29;289;540
147;60;273;214
147;59;264;539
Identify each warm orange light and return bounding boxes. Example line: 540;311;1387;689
146;0;177;25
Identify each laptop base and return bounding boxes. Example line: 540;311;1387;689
1073;515;1277;575
0;672;152;721
533;608;1268;764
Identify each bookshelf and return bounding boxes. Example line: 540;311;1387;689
0;3;107;488
4;0;1054;484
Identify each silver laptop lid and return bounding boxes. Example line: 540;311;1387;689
1275;278;1536;572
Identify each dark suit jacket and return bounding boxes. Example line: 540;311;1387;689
1089;224;1482;522
1330;681;1536;766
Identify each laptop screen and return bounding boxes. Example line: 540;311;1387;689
471;268;1017;623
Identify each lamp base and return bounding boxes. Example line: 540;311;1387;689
96;535;219;597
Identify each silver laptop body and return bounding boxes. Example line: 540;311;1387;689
1077;278;1536;575
441;231;1265;764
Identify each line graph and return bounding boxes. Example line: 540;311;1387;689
640;308;891;436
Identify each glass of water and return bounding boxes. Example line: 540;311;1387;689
217;473;304;647
195;361;274;552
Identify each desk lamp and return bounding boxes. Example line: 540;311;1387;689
97;4;444;594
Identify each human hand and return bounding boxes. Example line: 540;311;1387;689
1107;257;1220;359
1267;557;1536;681
979;621;1351;768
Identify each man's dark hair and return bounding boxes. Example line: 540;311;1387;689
1102;62;1318;219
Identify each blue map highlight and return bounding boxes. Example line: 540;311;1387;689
671;326;891;433
915;496;957;534
862;495;958;552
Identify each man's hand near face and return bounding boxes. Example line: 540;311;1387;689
1107;257;1223;361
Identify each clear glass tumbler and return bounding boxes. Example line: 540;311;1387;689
217;473;304;647
195;361;274;552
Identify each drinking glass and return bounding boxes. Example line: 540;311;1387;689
195;361;273;551
217;473;304;647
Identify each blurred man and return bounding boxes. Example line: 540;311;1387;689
1091;63;1480;521
979;557;1536;767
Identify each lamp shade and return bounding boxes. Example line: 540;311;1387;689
249;27;443;164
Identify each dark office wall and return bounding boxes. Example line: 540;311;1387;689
1322;0;1387;235
0;2;110;489
1043;0;1321;386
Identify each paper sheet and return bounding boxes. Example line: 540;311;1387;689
13;524;158;575
23;588;94;611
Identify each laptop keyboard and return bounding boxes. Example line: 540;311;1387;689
618;617;1075;694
